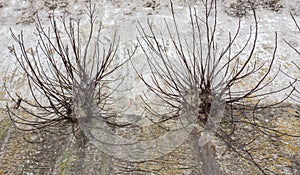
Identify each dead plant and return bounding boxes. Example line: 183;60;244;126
5;2;127;138
133;0;297;174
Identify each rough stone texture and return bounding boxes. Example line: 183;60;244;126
0;107;299;174
224;0;284;18
0;112;205;174
0;0;299;174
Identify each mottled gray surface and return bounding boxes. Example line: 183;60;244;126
0;0;299;174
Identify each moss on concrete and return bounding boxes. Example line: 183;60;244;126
59;152;72;175
0;118;11;144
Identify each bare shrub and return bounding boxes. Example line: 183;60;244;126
133;0;297;173
284;13;300;104
5;2;127;137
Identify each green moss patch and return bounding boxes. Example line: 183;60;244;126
0;118;11;144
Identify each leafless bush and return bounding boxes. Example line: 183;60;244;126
284;13;300;104
133;0;297;173
5;2;127;137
